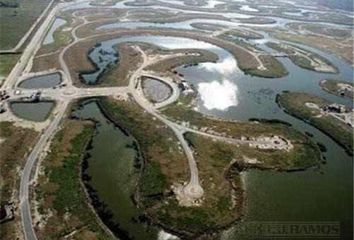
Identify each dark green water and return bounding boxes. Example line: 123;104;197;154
73;100;160;240
18;73;61;89
10;101;54;122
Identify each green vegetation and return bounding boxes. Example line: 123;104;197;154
0;122;38;240
37;12;75;54
35;120;112;239
163;101;321;169
267;42;338;73
163;101;306;140
0;122;38;201
245;54;288;78
277;92;353;155
0;54;20;81
220;29;263;40
98;97;187;199
99;97;321;237
320;79;354;99
99;97;242;237
0;0;51;49
220;36;288;78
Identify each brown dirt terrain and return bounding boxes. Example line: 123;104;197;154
31;52;61;72
0;122;39;240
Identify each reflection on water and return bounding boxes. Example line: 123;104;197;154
198;80;238;110
60;6;353;237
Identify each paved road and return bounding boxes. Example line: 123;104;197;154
129;48;204;201
2;2;62;90
2;3;295;238
19;100;68;240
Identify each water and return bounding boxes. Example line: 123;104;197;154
81;46;118;84
73;100;161;240
79;34;353;238
43;18;67;45
174;35;353;239
10;101;54;122
59;2;354;238
17;73;61;89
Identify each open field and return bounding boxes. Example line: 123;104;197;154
320;79;354;99
262;27;354;65
33;118;113;239
0;0;52;50
144;45;219;73
219;29;264;40
266;42;338;73
287;22;353;39
0;54;20;83
277;92;353;155
36;10;80;55
97;42;143;86
161;99;321;169
0;121;39;240
31;52;61;72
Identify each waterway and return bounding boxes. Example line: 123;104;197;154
73;100;162;239
43;18;67;45
51;2;354;239
70;32;353;239
17;73;62;89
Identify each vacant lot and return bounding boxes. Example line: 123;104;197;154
0;0;51;49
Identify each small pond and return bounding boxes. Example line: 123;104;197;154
10;101;54;122
18;73;61;89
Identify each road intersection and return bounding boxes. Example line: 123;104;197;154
0;2;294;239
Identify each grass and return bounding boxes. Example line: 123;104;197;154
99;97;321;237
98;97;242;237
35;119;112;239
219;37;288;78
278;91;353;155
266;29;353;65
162;102;307;141
0;0;51;49
220;29;263;40
99;43;142;87
37;11;76;55
0;122;38;240
98;97;188;195
266;42;338;73
320;79;354;99
0;54;20;80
